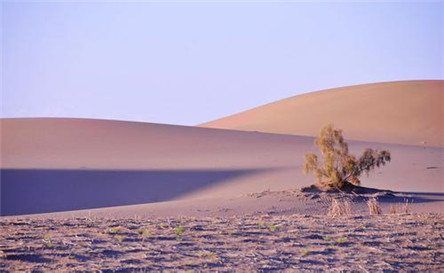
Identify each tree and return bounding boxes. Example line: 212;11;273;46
303;125;391;189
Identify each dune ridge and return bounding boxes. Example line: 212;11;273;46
200;80;444;147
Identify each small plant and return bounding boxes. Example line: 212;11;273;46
323;235;332;240
367;197;382;215
268;224;280;232
328;199;352;217
336;237;347;244
197;250;217;259
303;125;391;189
390;199;411;214
258;220;267;228
404;199;411;214
138;228;152;242
175;225;186;240
107;226;122;234
389;204;399;214
301;249;311;256
42;233;54;248
115;235;125;243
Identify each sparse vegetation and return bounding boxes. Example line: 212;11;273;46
258;220;267;228
196;250;217;261
367;197;382;215
389;199;411;214
175;225;186;240
107;226;122;234
42;233;53;248
336;237;347;244
268;224;280;232
138;228;151;242
2;214;442;271
327;198;352;217
115;235;125;243
303;125;391;189
322;235;332;241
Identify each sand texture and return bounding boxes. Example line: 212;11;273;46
1;213;442;272
1;118;442;216
1;80;443;271
200;80;444;147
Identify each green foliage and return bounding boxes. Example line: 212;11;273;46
107;226;122;234
303;125;391;189
175;225;186;240
322;235;332;241
336;237;347;244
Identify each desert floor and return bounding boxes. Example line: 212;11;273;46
1;191;443;272
1;81;443;271
1;212;442;272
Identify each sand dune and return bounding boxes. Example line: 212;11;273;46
1;118;442;216
200;80;444;147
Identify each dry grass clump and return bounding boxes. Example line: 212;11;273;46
327;199;352;216
389;199;411;214
367;197;382;215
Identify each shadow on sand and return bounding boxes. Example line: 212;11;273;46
1;168;268;216
301;183;444;204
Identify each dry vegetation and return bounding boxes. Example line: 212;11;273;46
304;125;391;189
1;213;442;271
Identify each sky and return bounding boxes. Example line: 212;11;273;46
2;1;443;126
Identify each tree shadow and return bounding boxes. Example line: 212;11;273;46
1;168;268;216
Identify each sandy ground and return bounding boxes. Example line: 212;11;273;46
200;80;444;147
1;81;443;271
2;118;442;216
1;212;442;272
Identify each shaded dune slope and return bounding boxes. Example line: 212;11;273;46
200;80;444;147
1;118;443;216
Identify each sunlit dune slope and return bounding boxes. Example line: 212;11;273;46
200;80;444;147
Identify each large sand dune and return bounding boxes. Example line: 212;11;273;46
200;80;444;147
1;118;442;216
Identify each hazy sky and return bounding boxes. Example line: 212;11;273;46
2;1;443;125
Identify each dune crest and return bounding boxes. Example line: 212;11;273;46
200;80;444;147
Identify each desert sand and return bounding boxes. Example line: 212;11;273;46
1;80;443;271
1;214;442;271
1;117;443;217
200;80;444;147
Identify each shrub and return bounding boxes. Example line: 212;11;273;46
303;124;391;189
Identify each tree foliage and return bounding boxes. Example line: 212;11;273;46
303;125;391;189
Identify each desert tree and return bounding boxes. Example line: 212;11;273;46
303;124;391;189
